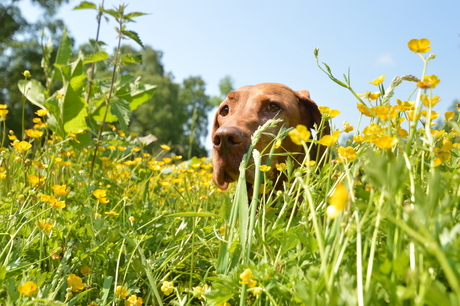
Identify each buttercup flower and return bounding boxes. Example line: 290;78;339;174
318;106;341;118
358;91;381;101
13;141;32;152
416;75;440;89
372;105;398;121
126;295;143;306
342;121;354;133
93;189;110;204
116;285;129;298
22;70;32;78
421;95;440;107
337;146;357;162
18;281;38;296
35;219;54;232
445;111;455;121
239;268;257;288
160;144;171;151
326;183;348;219
28;174;45;185
318;130;340;147
52;184;70;196
259;165;271;172
80;266;91;276
25;129;44;139
288;124;311;145
35;109;49;117
369;75;385;85
357;103;374;117
67;274;85;292
373;136;398;149
161;281;175;296
408;38;432;53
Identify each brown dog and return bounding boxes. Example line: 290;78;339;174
212;83;330;191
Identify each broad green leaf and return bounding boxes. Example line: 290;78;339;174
54;29;72;81
83;51;109;64
110;98;131;130
121;53;142;65
73;1;97;10
62;83;88;134
116;82;156;111
17;79;47;109
103;9;119;19
70;131;94;149
91;103;119;123
121;30;144;48
124;12;149;20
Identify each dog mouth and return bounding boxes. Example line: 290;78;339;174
212;157;242;190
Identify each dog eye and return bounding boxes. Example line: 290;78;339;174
268;103;280;112
220;105;229;117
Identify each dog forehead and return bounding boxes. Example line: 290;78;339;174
228;83;297;103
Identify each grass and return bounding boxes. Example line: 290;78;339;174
1;6;460;305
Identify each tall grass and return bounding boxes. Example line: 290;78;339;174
0;4;459;305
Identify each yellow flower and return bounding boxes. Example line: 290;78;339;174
421;94;440;108
276;163;287;171
126;295;143;306
358;91;381;101
81;266;91;276
35;109;49;116
445;111;455;121
18;281;38;296
93;189;110;204
318;130;340;147
288;124;311;145
160;144;171;151
369;75;385;85
372;105;397;121
395;99;415;112
25;129;43;139
342;121;354;133
357;103;374;117
35;219;54;232
373;136;397;149
273;138;282;149
318;106;341;118
398;128;409;138
259;165;271;172
326;183;348;219
22;70;32;78
161;281;175;296
0;108;8;121
67;274;85;292
337;146;357;162
13;141;32;152
115;285;129;298
104;211;119;216
353;135;364;143
416;75;440;89
239;268;257;288
362;123;384;143
51;200;66;209
28;174;45;185
408;38;432;53
52;184;70;196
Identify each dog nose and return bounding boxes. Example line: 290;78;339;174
213;126;244;153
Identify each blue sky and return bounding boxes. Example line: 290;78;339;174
21;0;460;145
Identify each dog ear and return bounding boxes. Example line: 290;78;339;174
295;90;330;139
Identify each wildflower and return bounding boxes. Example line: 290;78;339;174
51;200;66;209
18;281;38;296
342;121;354;133
67;274;85;292
337;146;357;162
192;284;210;300
160;144;171;151
239;268;257;288
372;105;397;121
318;130;340;147
28;174;45;185
117;146;127;151
35;219;54;232
395;99;415;111
259;165;271;172
93;189;110;204
13;141;32;152
288;124;311;145
80;266;91;276
52;184;70;196
35;109;49;116
362;123;384;143
374;136;398;149
318;106;341;118
326;183;348;219
398;128;409;138
115;285;129;298
22;70;32;78
358;91;381;101
273;138;282;149
0;105;8;121
407;38;432;53
416;75;440;89
163;157;172;164
445;111;455;121
161;281;175;296
220;226;226;236
129;216;135;222
126;295;143;306
353;135;364;143
276;163;287;171
369;75;385;85
104;211;119;216
357;103;373;117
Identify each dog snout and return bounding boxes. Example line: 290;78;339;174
213;126;244;153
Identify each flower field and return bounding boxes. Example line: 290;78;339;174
1;4;460;305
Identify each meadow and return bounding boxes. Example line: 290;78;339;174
1;4;460;306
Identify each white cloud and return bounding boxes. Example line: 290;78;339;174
376;53;395;66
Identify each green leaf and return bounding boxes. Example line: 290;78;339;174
116;82;156;111
110;98;131;130
17;79;47;109
100;276;113;304
124;12;149;20
73;1;97;10
62;82;88;134
121;30;144;48
54;28;72;81
121;53;142;65
84;51;109;64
